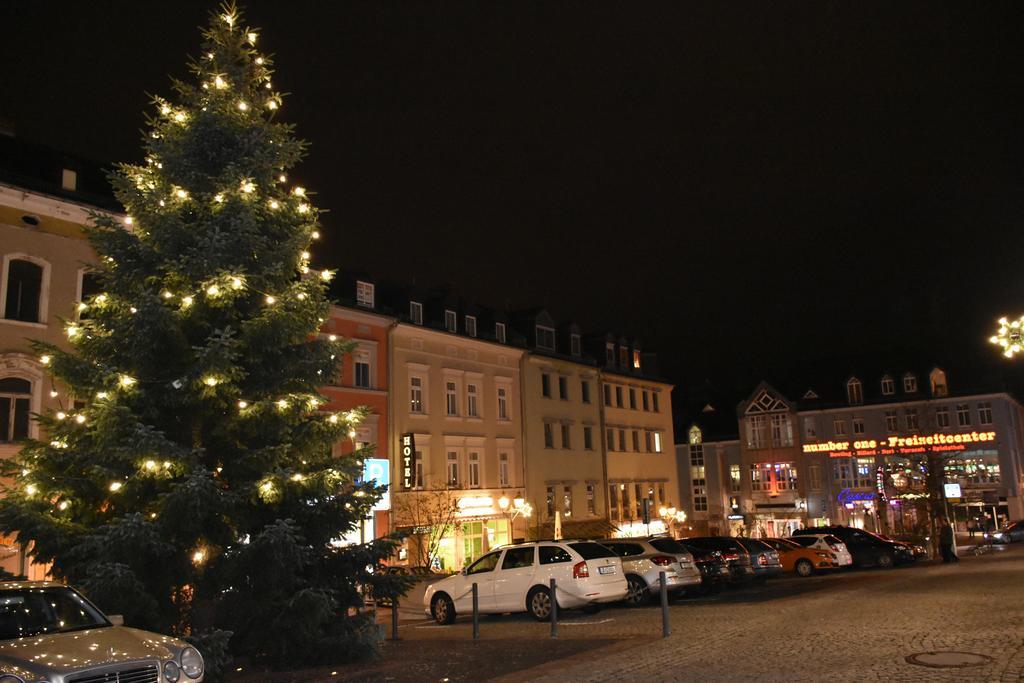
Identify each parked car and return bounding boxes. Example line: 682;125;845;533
793;526;914;568
676;541;730;594
423;540;628;624
601;536;702;605
681;537;756;584
992;521;1024;544
785;534;854;567
735;538;784;581
0;581;204;682
761;538;840;576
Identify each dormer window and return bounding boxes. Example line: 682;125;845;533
846;378;863;405
355;281;374;308
881;376;894;396
444;309;457;333
536;325;555;351
465;315;477;338
495;322;506;344
930;368;948;397
61;168;77;191
903;373;917;393
632;350;641;370
618;346;628;367
570;333;581;357
605;342;615;365
409;301;423;325
688;425;703;445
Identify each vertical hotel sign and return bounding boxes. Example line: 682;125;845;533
401;433;416;490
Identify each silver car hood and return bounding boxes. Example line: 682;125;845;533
0;625;182;679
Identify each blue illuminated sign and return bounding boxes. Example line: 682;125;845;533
363;458;390;511
837;488;875;505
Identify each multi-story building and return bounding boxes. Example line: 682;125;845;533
678;367;1024;536
514;310;610;539
321;275;394;542
594;334;680;537
389;294;525;571
0;138;123;577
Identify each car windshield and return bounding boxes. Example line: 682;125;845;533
0;587;109;640
569;542;616;560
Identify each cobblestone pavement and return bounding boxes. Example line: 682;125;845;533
392;545;1024;682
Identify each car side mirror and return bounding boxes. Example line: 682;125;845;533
108;614;125;626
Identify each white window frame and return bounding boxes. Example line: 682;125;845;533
353;348;372;389
495;322;506;343
570;333;581;356
465;315;477;338
355;280;375;308
444;309;457;332
543;422;554;448
978;401;993;425
468;451;482;488
1;254;52;327
653;432;663;453
847;378;863;405
903;374;917;393
535;325;556;351
497;385;509;420
885;410;897;432
881;376;894;395
852;417;865;435
561;423;571;449
409;373;427;414
605;342;615;365
583;426;593;450
446;380;459;416
446;450;460;488
409;301;423;325
936;406;950;428
833;418;846;436
466;382;480;417
956;403;971;427
498;452;511;487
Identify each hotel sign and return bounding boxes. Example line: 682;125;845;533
401;433;417;490
803;431;996;459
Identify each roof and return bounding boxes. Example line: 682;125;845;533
0;135;120;212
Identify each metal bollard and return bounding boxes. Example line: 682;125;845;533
659;571;670;638
472;582;480;640
550;578;558;639
391;597;399;641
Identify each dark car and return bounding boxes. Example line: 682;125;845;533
993;521;1024;544
736;538;784;581
682;536;756;584
793;526;913;568
676;540;730;594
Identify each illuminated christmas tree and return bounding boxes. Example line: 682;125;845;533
0;3;404;671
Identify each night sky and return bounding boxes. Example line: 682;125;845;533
5;2;1024;404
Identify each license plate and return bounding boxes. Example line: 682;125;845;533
598;565;616;575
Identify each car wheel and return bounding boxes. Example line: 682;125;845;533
527;586;554;621
877;553;894;569
795;559;814;577
431;593;456;625
624;575;649;606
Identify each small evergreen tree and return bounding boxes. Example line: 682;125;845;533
0;3;405;671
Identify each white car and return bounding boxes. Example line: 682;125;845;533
423;540;628;624
0;581;204;683
786;534;854;567
601;537;702;605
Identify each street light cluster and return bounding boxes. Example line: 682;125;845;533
990;316;1024;358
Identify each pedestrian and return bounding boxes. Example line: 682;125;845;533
967;517;976;539
939;519;958;564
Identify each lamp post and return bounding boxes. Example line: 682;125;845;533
498;495;532;544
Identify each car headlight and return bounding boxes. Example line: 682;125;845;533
180;646;204;679
163;660;181;682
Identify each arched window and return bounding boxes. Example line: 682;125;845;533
0;377;32;442
846;378;863;405
4;259;43;323
688;425;703;445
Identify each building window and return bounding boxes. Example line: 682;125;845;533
632;350;641;370
499;453;510;487
777;462;798;490
809;464;822;490
466;384;479;417
446;381;458;416
852;417;865;435
692;465;707;511
615;386;623;407
631;430;640;452
446;452;459;487
536;325;556;350
355;281;374;308
956;403;971;427
771;414;793;446
609;484;619;520
444;309;457;332
409;301;423;325
606;428;615;451
414;456;424;489
979;401;993;425
847;378;863;405
747;415;769;449
642;391;649;411
619;346;628;367
653;432;662;453
569;333;581;357
652;392;660;412
468;452;481;488
495;322;506;343
881;376;894;396
936;406;950;428
634;484;643;519
581;380;591;404
905;408;919;431
497;387;508;420
644;431;653;452
354;355;371;388
410;376;424;413
546;487;555;517
618;429;626;452
544;423;554;448
804;417;816;438
0;377;32;442
903;373;917;393
586;484;596;515
77;270;102;320
603;384;611;406
833;419;847;436
583;426;593;450
562;486;573;518
885;410;897;432
465;315;477;338
558;376;568;400
541;373;551;398
750;464;763;491
3;259;44;323
629;388;637;409
690;442;705;466
730;464;741;492
561;424;571;449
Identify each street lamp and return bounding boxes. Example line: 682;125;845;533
498;495;532;543
659;506;687;537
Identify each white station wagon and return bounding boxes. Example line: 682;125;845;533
0;581;204;683
424;540;628;624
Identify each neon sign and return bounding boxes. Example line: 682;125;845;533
401;433;416;490
803;431;996;458
837;488;875;504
